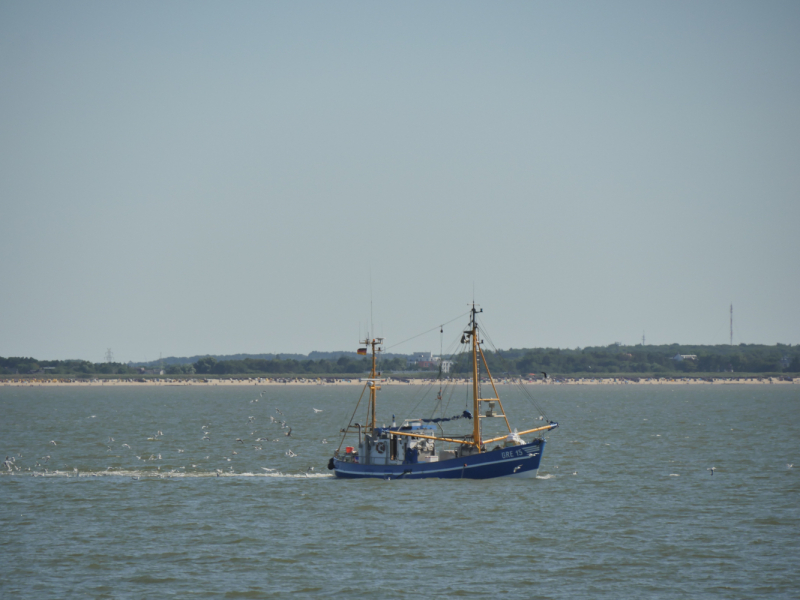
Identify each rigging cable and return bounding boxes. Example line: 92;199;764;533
337;382;369;454
431;338;467;420
477;316;550;422
405;329;467;426
392;316;469;420
384;311;470;351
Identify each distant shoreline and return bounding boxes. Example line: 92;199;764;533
2;376;797;387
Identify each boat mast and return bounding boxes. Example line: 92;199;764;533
371;337;377;431
471;304;482;451
362;335;383;432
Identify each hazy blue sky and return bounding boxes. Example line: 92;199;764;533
1;1;798;362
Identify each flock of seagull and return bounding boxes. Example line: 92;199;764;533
2;390;332;478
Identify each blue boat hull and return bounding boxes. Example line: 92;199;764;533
333;439;546;480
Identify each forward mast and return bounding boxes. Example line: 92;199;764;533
362;335;384;434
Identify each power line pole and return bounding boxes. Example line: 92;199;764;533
730;304;733;346
105;348;114;363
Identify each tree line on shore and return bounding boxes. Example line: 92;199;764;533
472;343;800;376
2;343;798;377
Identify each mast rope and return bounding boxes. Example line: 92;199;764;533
396;320;467;422
336;382;369;454
477;316;551;422
384;311;470;351
429;334;468;418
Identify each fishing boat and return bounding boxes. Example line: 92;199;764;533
328;304;558;479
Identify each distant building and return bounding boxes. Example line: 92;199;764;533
407;352;451;373
408;352;433;364
672;354;697;361
138;367;165;375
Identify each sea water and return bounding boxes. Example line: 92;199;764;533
1;384;798;599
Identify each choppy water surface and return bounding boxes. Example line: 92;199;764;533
1;384;798;599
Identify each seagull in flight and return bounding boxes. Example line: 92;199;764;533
313;408;323;413
708;467;716;475
50;440;57;446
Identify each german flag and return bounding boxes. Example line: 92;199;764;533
357;348;367;355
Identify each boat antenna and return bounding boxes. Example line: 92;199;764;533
436;324;444;413
370;268;374;338
730;303;733;346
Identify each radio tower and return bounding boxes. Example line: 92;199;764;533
105;348;114;363
729;304;733;346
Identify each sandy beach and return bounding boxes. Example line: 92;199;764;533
2;376;797;387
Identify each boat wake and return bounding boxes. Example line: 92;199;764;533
2;470;334;479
